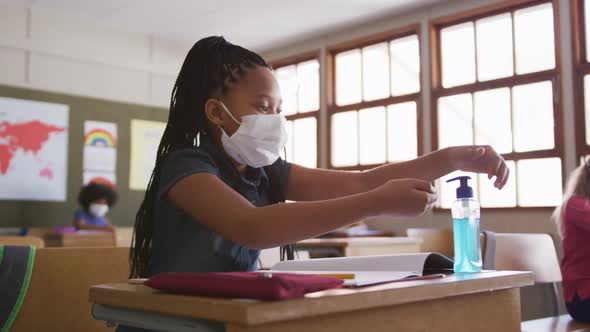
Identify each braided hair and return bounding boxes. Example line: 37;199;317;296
130;36;295;278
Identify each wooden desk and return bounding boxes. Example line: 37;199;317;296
44;230;115;247
89;271;533;332
297;237;421;257
521;314;590;331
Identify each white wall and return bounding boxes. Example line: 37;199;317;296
262;0;576;241
0;5;190;108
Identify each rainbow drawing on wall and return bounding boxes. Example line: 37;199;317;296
84;129;116;148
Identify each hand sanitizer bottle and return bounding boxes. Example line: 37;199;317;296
446;176;482;273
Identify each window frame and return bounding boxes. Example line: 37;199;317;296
430;0;565;209
572;0;590;161
271;51;322;168
326;25;424;170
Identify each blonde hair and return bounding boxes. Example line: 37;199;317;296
552;160;590;237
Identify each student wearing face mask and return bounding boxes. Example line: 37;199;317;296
74;182;117;233
128;36;510;284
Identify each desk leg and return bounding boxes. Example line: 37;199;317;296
226;288;521;332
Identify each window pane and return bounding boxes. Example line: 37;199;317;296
297;60;320;113
438;94;473;148
275;65;297;116
283;120;294;162
359;106;386;165
362;43;390;101
586;0;590;63
331;111;358;166
293;118;317;168
514;3;555;74
441;22;476;88
517;158;562;206
336;50;362;106
476;13;514;81
512;81;554;152
479;161;517;208
390;35;420;96
388;102;418;161
585;75;590;145
474;88;512;154
439;171;479;209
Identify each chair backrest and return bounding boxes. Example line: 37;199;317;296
0;235;44;247
10;247;130;331
406;228;454;257
494;233;562;283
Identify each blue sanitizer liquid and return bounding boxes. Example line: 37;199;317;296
453;217;482;273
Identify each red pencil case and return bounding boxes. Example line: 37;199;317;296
144;272;344;301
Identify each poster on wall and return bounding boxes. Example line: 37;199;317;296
82;121;117;187
0;97;69;201
129;119;166;191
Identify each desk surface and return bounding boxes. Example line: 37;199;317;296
521;314;590;331
297;237;420;248
44;231;114;247
89;270;532;326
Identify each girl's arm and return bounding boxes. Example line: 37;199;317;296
287;145;510;201
167;173;436;249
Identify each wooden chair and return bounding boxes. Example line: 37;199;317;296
0;235;44;247
10;247;130;331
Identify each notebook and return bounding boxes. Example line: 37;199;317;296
267;252;453;287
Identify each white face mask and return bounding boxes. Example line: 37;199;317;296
89;203;109;218
217;101;288;168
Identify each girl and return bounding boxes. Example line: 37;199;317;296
74;182;117;233
130;36;509;280
553;160;590;322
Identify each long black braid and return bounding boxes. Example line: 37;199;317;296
130;36;294;278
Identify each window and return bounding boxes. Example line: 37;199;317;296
432;1;563;208
329;31;421;170
274;57;320;168
573;0;590;163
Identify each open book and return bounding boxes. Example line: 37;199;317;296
268;253;453;287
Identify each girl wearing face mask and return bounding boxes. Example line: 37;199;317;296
74;182;117;233
128;36;510;282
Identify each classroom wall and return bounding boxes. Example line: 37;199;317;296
0;84;167;228
0;4;191;228
261;0;573;243
0;5;190;108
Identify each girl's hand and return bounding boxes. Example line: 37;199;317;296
370;179;437;217
447;145;509;189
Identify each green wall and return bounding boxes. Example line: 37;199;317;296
0;84;168;228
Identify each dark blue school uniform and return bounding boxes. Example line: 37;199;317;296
116;135;290;332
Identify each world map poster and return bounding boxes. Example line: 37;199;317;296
0;97;69;201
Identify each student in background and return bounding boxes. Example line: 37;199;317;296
553;160;590;323
129;36;509;280
74;182;117;233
